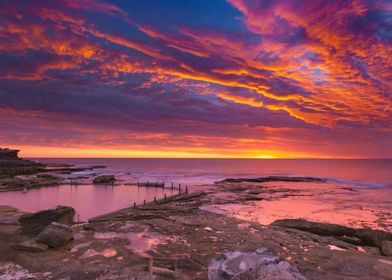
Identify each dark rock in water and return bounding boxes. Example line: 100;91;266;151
12;240;49;252
208;248;306;280
19;205;75;234
93;175;115;184
36;222;74;248
271;219;355;237
381;240;392;257
354;228;392;247
218;176;325;184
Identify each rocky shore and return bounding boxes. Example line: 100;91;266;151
0;176;391;279
0;148;107;192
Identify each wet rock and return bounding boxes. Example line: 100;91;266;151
19;205;75;234
36;222;74;248
0;205;27;225
12;240;49;252
381;240;392;257
354;228;392;247
208;248;306;280
218;176;325;183
93;175;115;184
271;219;355;237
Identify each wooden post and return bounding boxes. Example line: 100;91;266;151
134;202;136;208
164;194;167;200
186;185;188;194
154;197;157;203
137;182;140;187
149;258;153;280
174;260;178;278
144;199;146;206
171;182;174;189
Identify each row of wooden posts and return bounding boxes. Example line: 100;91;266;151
70;179;189;210
70;179;186;192
137;181;187;191
133;184;188;209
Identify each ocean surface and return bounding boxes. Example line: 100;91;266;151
34;158;392;187
0;158;391;222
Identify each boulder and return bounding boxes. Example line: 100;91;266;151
381;240;392;257
354;228;392;247
36;222;74;248
19;205;75;234
271;219;355;237
93;175;115;184
208;248;306;280
12;240;48;252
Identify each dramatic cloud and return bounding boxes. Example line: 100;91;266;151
0;0;391;157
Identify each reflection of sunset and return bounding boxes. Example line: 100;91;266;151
0;1;391;158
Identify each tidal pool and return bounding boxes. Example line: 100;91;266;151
0;184;175;221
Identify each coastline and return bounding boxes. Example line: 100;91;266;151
1;175;392;279
0;153;392;279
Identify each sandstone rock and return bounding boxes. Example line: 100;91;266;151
335;235;362;245
19;205;75;234
0;148;43;178
208;248;306;280
354;228;392;247
12;240;49;252
271;219;355;237
36;222;74;248
93;175;115;184
0;205;27;225
381;240;392;257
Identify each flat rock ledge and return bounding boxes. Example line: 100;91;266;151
272;218;392;255
217;176;326;184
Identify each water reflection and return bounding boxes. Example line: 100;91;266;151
0;184;175;221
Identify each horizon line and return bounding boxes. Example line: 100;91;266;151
25;157;392;160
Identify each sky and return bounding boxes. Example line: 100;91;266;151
0;0;391;158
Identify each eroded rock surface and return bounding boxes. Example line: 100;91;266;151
19;205;75;234
0;262;52;280
271;219;355;236
12;240;49;252
381;240;392;257
208;248;306;280
36;222;74;248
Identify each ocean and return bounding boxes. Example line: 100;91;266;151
0;158;391;222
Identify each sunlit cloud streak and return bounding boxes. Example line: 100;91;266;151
0;0;391;158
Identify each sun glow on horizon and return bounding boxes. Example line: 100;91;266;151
9;145;356;159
